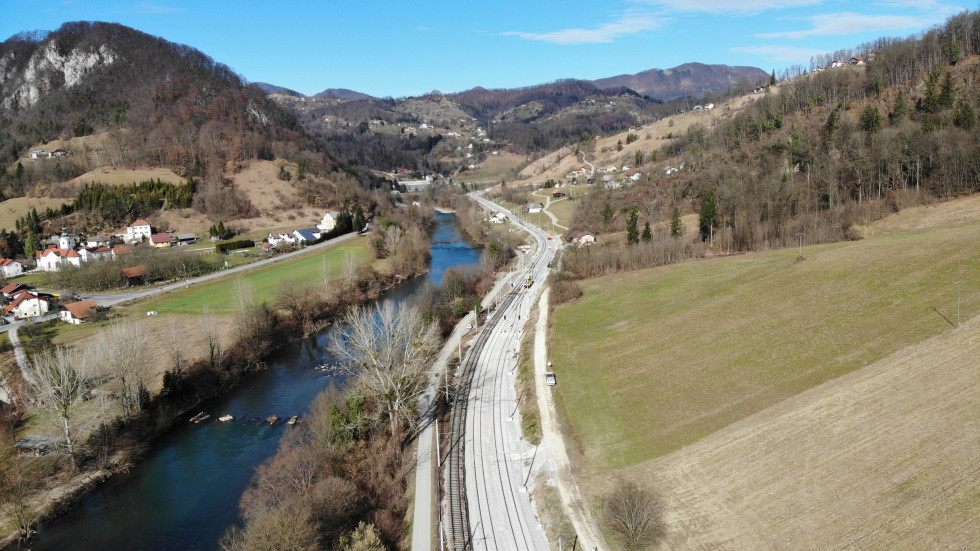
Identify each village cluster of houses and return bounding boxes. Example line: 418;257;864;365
813;53;876;73
29;220;197;273
266;211;343;247
0;281;100;324
28;149;68;160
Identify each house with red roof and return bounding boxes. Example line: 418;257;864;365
0;259;24;278
150;233;172;248
4;290;49;319
126;219;153;242
60;299;99;324
0;282;30;298
36;246;83;272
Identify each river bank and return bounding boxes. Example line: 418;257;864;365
11;212;480;550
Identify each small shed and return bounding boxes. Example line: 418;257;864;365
122;265;150;286
14;435;55;456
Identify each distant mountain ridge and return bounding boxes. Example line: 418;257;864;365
252;82;305;97
590;62;769;101
258;62;766;104
313;88;375;100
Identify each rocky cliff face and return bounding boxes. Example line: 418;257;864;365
0;39;117;109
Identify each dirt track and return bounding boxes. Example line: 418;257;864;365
628;314;980;550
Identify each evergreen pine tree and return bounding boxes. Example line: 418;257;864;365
699;188;719;243
670;207;682;237
353;206;366;232
626;208;640;245
890;91;908;123
641;221;652;242
24;232;41;259
770;70;777;86
939;71;956;110
860;105;882;133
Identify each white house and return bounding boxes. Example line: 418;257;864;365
528;203;544;214
126;219;152;242
488;212;507;224
267;231;296;247
78;246;112;263
317;211;341;233
292;228;321;243
60;299;98;324
5;290;49;319
36;247;83;272
0;259;24;278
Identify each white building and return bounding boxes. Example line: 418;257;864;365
267;231;296;247
5;290;49;319
126;219;152;242
36;247;83;272
0;259;24;278
318;211;341;233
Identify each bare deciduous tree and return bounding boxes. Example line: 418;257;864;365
0;459;42;540
276;280;318;330
167;316;184;376
328;300;440;436
96;322;150;416
202;305;225;370
343;250;358;288
603;479;666;551
26;346;90;468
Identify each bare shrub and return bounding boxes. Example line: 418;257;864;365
603;479;665;550
548;270;583;307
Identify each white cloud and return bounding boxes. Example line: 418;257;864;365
757;11;938;39
503;13;662;45
637;0;824;14
732;45;829;62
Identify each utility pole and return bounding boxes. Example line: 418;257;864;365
797;231;805;260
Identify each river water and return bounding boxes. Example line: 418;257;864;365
31;213;480;551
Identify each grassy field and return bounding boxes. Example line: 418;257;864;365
543;199;577;229
638;312;980;549
144;239;369;315
460;152;525;184
67;167;184;187
550;221;980;475
0;197;71;232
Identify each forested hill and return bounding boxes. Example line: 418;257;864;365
0;22;376;197
590;62;770;101
572;9;980;260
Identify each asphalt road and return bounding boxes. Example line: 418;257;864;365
0;232;358;335
462;192;558;550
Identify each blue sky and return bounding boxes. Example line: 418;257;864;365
1;0;969;98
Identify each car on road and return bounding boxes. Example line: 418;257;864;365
545;372;556;386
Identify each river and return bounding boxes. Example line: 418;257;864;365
30;213;480;550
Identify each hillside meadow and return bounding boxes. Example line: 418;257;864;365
140;240;370;315
0;196;70;231
550;219;979;477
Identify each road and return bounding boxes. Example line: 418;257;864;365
0;232;358;405
450;192;558;550
0;232;359;335
532;188;570;232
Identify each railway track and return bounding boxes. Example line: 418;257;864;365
446;288;520;550
446;222;547;551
